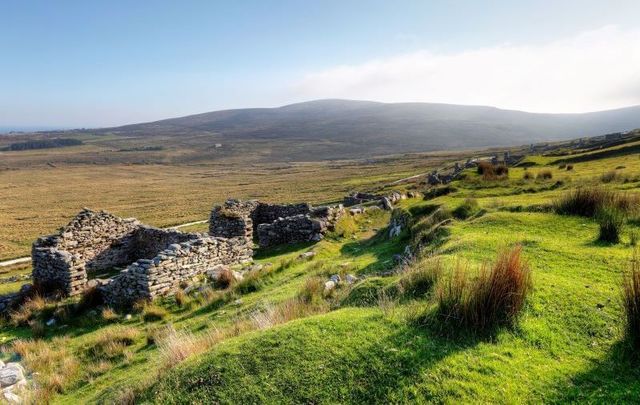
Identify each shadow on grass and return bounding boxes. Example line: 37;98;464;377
548;340;640;403
253;241;315;261
339;226;406;275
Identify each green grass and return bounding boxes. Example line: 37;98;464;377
2;137;640;403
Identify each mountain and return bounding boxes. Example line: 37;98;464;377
86;99;640;159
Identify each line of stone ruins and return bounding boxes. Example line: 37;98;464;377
0;192;411;322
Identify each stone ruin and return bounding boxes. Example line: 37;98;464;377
31;208;252;307
343;191;405;210
209;200;343;248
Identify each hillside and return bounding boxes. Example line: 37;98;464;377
1;134;640;402
89;99;640;159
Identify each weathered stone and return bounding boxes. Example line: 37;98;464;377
0;367;23;388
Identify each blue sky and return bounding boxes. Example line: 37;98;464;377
1;0;640;128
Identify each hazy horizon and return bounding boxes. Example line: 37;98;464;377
2;1;640;128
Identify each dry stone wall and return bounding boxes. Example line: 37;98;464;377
210;200;343;248
30;208;253;307
98;235;252;307
32;209;140;295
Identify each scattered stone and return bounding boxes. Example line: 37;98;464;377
345;274;358;284
125;314;132;320
324;280;336;292
46;318;56;327
0;366;24;388
3;391;20;403
298;251;316;260
329;274;341;283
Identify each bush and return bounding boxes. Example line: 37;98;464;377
566;164;574;171
523;171;534;180
494;164;509;176
597;207;625;243
558;163;567;169
452;198;479;220
399;257;442;298
435;246;532;334
623;251;640;350
536;170;553;180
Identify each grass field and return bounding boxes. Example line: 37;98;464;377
1;137;640;403
0;151;460;261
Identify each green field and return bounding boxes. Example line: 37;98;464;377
1;136;640;403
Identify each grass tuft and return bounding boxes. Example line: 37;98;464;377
434;246;532;334
624;251;640;351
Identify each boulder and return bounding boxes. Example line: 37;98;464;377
0;366;24;388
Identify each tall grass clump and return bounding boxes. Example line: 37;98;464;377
452;198;479;220
435;246;532;334
597;207;626;243
400;257;443;298
554;187;640;218
623;251;640;350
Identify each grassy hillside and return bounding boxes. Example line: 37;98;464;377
1;137;640;403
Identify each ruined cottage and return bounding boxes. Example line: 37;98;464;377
31;209;252;306
209;199;343;248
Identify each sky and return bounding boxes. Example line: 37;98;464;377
1;0;640;128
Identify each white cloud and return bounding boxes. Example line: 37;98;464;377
291;26;640;113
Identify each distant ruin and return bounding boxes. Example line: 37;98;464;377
209;200;343;248
31;209;252;306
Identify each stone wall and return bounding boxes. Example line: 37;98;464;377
210;200;343;248
32;209;140;295
0;285;33;317
256;206;343;248
32;208;253;306
99;235;252;307
209;199;259;240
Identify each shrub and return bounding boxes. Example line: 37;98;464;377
558;163;567;169
597;207;625;243
399;257;442;298
435;246;532;334
523;171;534;180
624;251;640;350
452;198;479;220
536;170;553;180
566;164;574;171
140;303;168;322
